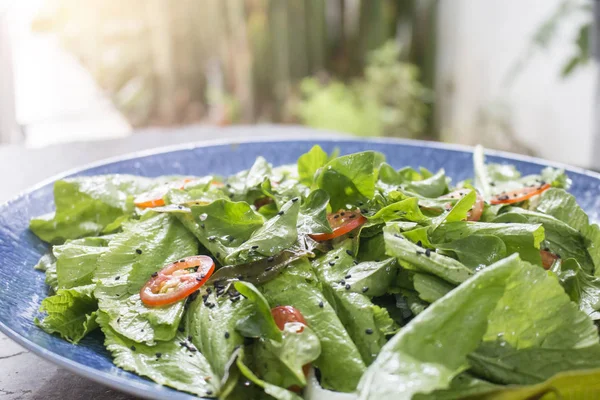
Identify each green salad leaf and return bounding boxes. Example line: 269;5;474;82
54;236;110;289
35;284;98;343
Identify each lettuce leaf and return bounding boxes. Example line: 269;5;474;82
535;188;600;274
96;311;219;397
402;169;448;198
260;259;366;392
317;151;378;210
430;221;544;265
384;225;474;285
298;145;329;187
297;189;332;235
53;236;110;289
30;175;171;243
552;258;600;320
94;213;198;344
34;284;98;343
357;254;600;400
35;253;58;293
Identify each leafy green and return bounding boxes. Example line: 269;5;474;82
369;197;428;223
35;284;98;343
186;290;253;379
317;151;378;210
233;281;281;341
35;253;58;292
97;312;219;397
535;188;600;273
298;145;329;187
54;236;110;289
260;259;366;392
30;175;170;243
297;189;332;235
226;198;300;264
430;221;544;265
413;273;454;303
403;169;448;198
232;347;303;400
94;214;198;344
254;323;322;388
496;207;593;272
473;145;493;201
552;258;600;320
435;235;507;268
384;226;474;285
358;254;600;399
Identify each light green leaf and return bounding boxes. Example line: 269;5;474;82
254;323;322;388
369;197;428;223
297;189;332;235
54;236;110;289
97;312;219;397
384;226;473;285
435;235;507;268
233;281;282;341
94;214;198;344
226;198;300;264
298;145;329;187
30;175;171;243
552;258;600;320
403;169;448;198
260;259;366;392
317;151;377;210
413;273;455;303
35;284;98;343
430;221;544;265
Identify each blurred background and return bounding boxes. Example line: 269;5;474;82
0;0;596;168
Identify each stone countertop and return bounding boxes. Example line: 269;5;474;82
0;125;340;400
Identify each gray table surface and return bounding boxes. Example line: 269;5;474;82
0;125;340;400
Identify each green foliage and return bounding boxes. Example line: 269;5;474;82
297;41;429;138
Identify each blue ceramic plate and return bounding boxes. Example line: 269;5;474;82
2;138;600;399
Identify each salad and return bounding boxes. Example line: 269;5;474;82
30;145;600;399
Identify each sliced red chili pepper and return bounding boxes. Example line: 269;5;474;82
309;210;366;242
540;249;559;270
134;178;193;209
490;183;551;205
140;255;215;307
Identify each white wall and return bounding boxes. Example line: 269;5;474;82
436;0;596;168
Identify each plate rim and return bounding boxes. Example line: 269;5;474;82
2;134;600;399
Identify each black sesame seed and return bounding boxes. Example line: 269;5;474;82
115;276;120;281
200;223;205;229
265;266;274;272
156;352;162;358
365;328;373;335
208;236;216;241
358;201;364;206
224;331;230;339
292;197;299;202
333;214;340;219
188;335;193;341
349;214;356;219
318;301;324;308
277;211;284;216
425;248;431;257
416;240;423;247
362;287;369;293
345;274;352;279
340;280;346;285
206;287;212;294
251;245;259;250
353;260;359;265
135;248;142;255
130;346;136;351
335;255;340;259
345;284;351;290
151;272;158;278
267;256;275;262
207;391;213;396
329;261;336;266
346;250;353;256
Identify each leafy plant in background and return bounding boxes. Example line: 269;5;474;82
506;0;591;84
296;41;430;137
